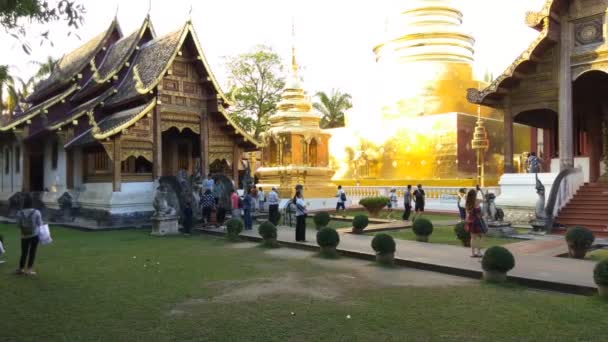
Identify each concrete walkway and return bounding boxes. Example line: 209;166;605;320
202;225;598;295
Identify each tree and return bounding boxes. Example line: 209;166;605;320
30;56;56;80
224;45;285;140
1;0;85;54
313;89;352;129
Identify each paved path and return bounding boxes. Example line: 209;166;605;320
202;225;598;295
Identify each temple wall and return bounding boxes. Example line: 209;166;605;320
42;136;67;192
0;141;23;195
570;0;608;20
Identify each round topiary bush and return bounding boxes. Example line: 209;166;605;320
594;258;608;298
352;214;369;234
454;222;471;247
371;233;396;266
225;218;243;241
481;246;515;283
565;227;595;259
313;211;331;230
412;217;433;242
316;227;340;258
258;221;278;247
359;196;389;217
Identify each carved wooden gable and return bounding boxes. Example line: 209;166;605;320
208;114;235;164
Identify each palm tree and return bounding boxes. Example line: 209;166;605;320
313;89;352;129
0;65;17;115
30;56;57;81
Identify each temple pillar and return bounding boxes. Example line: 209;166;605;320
200;109;209;176
588;119;602;182
22;141;30;192
233;144;240;186
112;136;121;192
558;14;574;170
503;101;514;173
153;106;162;180
66;149;74;190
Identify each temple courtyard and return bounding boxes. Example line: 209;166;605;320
1;223;607;341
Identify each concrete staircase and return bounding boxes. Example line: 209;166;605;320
555;182;608;237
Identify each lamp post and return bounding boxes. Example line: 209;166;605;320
472;104;489;187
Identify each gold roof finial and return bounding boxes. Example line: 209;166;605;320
291;17;298;76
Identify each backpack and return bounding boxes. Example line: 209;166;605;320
340;191;347;202
19;210;36;236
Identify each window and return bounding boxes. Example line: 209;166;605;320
5;149;10;174
121;156;152;174
51;141;58;170
15;146;20;173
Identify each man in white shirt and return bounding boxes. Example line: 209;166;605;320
267;187;280;225
336;185;346;211
257;187;266;212
204;174;215;192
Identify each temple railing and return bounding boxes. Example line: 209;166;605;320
545;168;585;231
342;186;501;203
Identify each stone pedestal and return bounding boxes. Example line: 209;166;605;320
151;215;179;236
486;222;516;238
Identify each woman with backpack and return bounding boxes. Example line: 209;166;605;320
464;189;484;258
16;197;43;276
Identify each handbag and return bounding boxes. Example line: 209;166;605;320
38;224;53;245
479;217;489;234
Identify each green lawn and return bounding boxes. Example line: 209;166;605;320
1;224;607;341
306;217;353;230
371;226;521;248
331;209;458;222
588;248;608;261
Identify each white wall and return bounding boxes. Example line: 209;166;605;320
73;147;83;189
550;157;604;183
43;136;67;192
0;141;23;194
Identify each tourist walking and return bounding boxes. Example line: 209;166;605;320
267;187;280;225
457;188;467;222
257;187;266;212
182;201;193;235
294;191;307;241
243;189;254;231
527;152;541;173
204;173;215;191
402;184;413;221
412;184;426;221
200;189;215;226
16;197;43;276
465;189;485;257
230;189;241;220
336;185;346;211
388;188;398;219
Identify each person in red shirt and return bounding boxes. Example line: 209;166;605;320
230;189;241;219
465;189;484;258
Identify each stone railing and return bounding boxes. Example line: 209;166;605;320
342;186;500;203
546;168;585;230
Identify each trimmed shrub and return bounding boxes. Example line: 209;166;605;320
594;259;608;286
225;218;243;241
371;234;396;255
317;227;340;258
313;211;331;230
454;222;470;247
565;226;595;250
352;214;369;234
412;217;433;241
258;221;277;240
359;196;389;217
482;246;515;273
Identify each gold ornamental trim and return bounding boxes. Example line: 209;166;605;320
49;87;116;131
160;121;200;134
525;0;556;30
93;99;157;140
121;149;153;162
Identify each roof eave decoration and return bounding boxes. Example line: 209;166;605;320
49;87;116;131
92;98;156;140
467;17;554;105
217;106;262;148
26;18;121;103
525;0;560;31
0;83;79;131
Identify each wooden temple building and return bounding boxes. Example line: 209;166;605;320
0;16;259;226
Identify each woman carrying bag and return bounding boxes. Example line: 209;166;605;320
16;197;44;276
464;189;485;258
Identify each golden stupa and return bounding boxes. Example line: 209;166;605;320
256;46;335;198
330;0;530;186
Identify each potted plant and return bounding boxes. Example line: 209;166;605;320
481;246;515;283
258;221;278;248
359;197;389;217
593;259;608;298
352;214;369;234
225;218;243;242
565;227;595;259
313;212;331;230
316;227;340;258
371;233;396;266
412;217;433;242
454;222;471;247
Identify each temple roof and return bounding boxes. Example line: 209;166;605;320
27;19;121;103
0;83;79;131
73;18;154;101
467;1;561;105
47;86;117;131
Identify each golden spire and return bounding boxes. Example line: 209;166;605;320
291;17;298;77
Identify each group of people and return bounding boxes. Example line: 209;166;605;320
229;186;281;231
399;184;426;222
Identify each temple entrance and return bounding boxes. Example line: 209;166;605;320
161;127;200;177
514;109;558;173
27;142;44;192
573;70;608;182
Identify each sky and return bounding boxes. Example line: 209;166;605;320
1;0;547;114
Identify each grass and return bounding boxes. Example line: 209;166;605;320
305;217;352;230
330;209;457;222
1;224;607;341
588;248;608;261
371;226;521;248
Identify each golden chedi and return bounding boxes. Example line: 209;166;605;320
256;48;335;198
331;0;531;186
